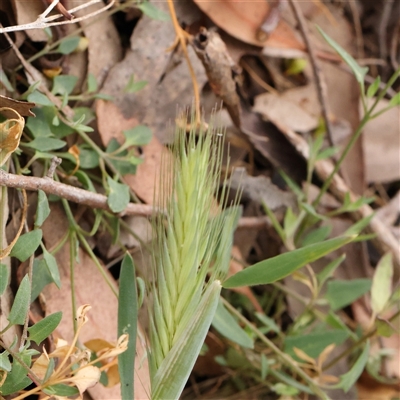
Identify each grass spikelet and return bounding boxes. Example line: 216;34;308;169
148;113;241;399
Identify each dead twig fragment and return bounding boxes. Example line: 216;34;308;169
288;0;334;147
192;27;242;127
0;170;153;217
46;157;62;179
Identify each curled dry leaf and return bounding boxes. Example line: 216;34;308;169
76;304;92;326
70;365;101;394
193;0;304;50
0;107;25;167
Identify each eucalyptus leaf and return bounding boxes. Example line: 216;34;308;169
223;235;354;288
118;253;138;400
8;275;31;326
28;312;62;345
10;229;42;262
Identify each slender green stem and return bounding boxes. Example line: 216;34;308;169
221;298;328;398
69;230;78;333
313;68;400;208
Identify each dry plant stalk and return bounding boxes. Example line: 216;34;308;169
148;116;240;399
0;0;115;34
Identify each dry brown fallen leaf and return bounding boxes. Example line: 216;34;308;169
194;0;305;50
361;99;400;184
98;0;207;144
42;204;150;399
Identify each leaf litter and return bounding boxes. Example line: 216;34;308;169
1;0;399;399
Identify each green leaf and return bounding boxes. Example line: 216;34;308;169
301;225;332;247
283;207;298;240
10;229;43;262
42;248;61;288
79;146;100;169
107;177;130;213
371;253;393;315
284;330;349;360
326;278;372;311
255;313;281;333
26;110;53;137
35;190;51;227
260;353;269;380
212;301;254;349
28;312;62;345
8;274;31;326
0;351;11;372
337;341;370;392
31;258;53;302
123;125;152;146
23;137;66;152
344;214;374;236
389;91;400;106
366;76;381;98
0;263;9;295
51;75;78;96
223;235;354;288
0;69;14;92
27;91;53;106
56;36;80;55
316;254;346;287
44;384;80;397
118;253;138;400
137;2;170;21
87;73;98;93
0;354;32;395
317;26;368;88
152;281;221;400
124;74;148;93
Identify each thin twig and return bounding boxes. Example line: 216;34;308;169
0;0;114;34
46;157;62;178
288;0;334;147
0;170;153;217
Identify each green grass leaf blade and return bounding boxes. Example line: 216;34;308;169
8;274;31;326
223;235;354;288
28;312;62;345
326;278;372;311
10;229;43;262
118;253;138;400
212;300;254;348
0;263;9;296
316;26;368;87
371;253;393;315
337;341;370;392
152;281;221;400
